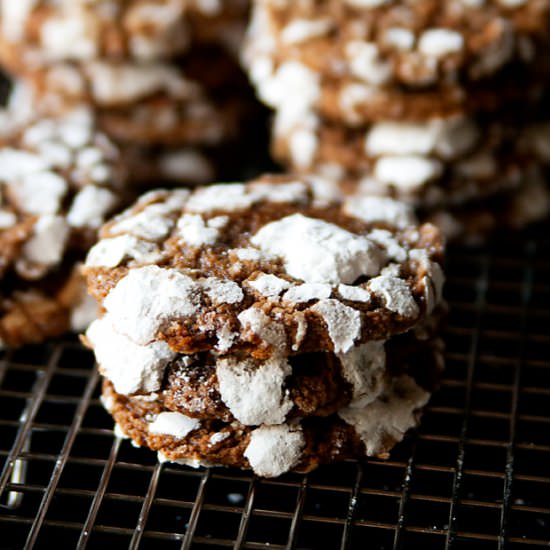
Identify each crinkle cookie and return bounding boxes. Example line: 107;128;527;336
0;108;130;346
102;362;438;477
312;66;548;126
0;0;248;66
0;107;127;280
272;111;550;209
244;0;550;125
0;82;227;189
88;309;444;425
83;177;445;359
9;60;241;147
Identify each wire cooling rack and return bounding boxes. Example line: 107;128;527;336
1;228;550;550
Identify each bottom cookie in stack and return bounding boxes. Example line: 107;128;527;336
99;313;444;477
83;177;446;477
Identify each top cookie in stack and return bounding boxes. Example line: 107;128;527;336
243;0;550;239
0;0;251;186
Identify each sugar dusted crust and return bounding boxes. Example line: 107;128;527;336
84;177;445;358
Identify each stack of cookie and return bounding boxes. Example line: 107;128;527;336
0;0;251;186
83;177;445;477
243;0;550;239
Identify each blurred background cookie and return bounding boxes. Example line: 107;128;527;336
243;0;550;240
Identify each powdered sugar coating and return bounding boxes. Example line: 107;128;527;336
252;60;320;134
109;200;183;240
103;266;201;345
209;432;230;445
67;186;118;229
21;215;69;271
367;229;408;263
86;316;176;395
104;266;244;345
244;424;305;477
365;118;478;160
185;184;260;213
339;375;430;456
84;61;197;105
339;341;387;408
0;0;245;64
283;283;332;303
344;197;416;229
149;412;200;438
280;18;332;45
248;274;292;297
368;275;420;318
384;27;415;50
310;299;362;353
238;307;286;350
418;29;464;58
184;181;308;214
251;214;384;285
0;210;17;229
70;290;99;332
232;248;264;262
177;214;228;247
85;235;163;268
346;41;392;85
202;278;244;306
217;355;293;425
374;156;443;190
0;0;39;42
337;284;372;303
6;169;67;215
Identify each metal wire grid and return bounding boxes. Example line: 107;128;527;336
1;232;550;550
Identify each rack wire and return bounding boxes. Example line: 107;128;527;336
1;228;550;549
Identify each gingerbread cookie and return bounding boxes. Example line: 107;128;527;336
83;177;445;361
0;107;128;279
272;111;549;208
88;308;444;424
244;0;550;125
102;365;437;477
9;61;240;147
0;107;132;346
